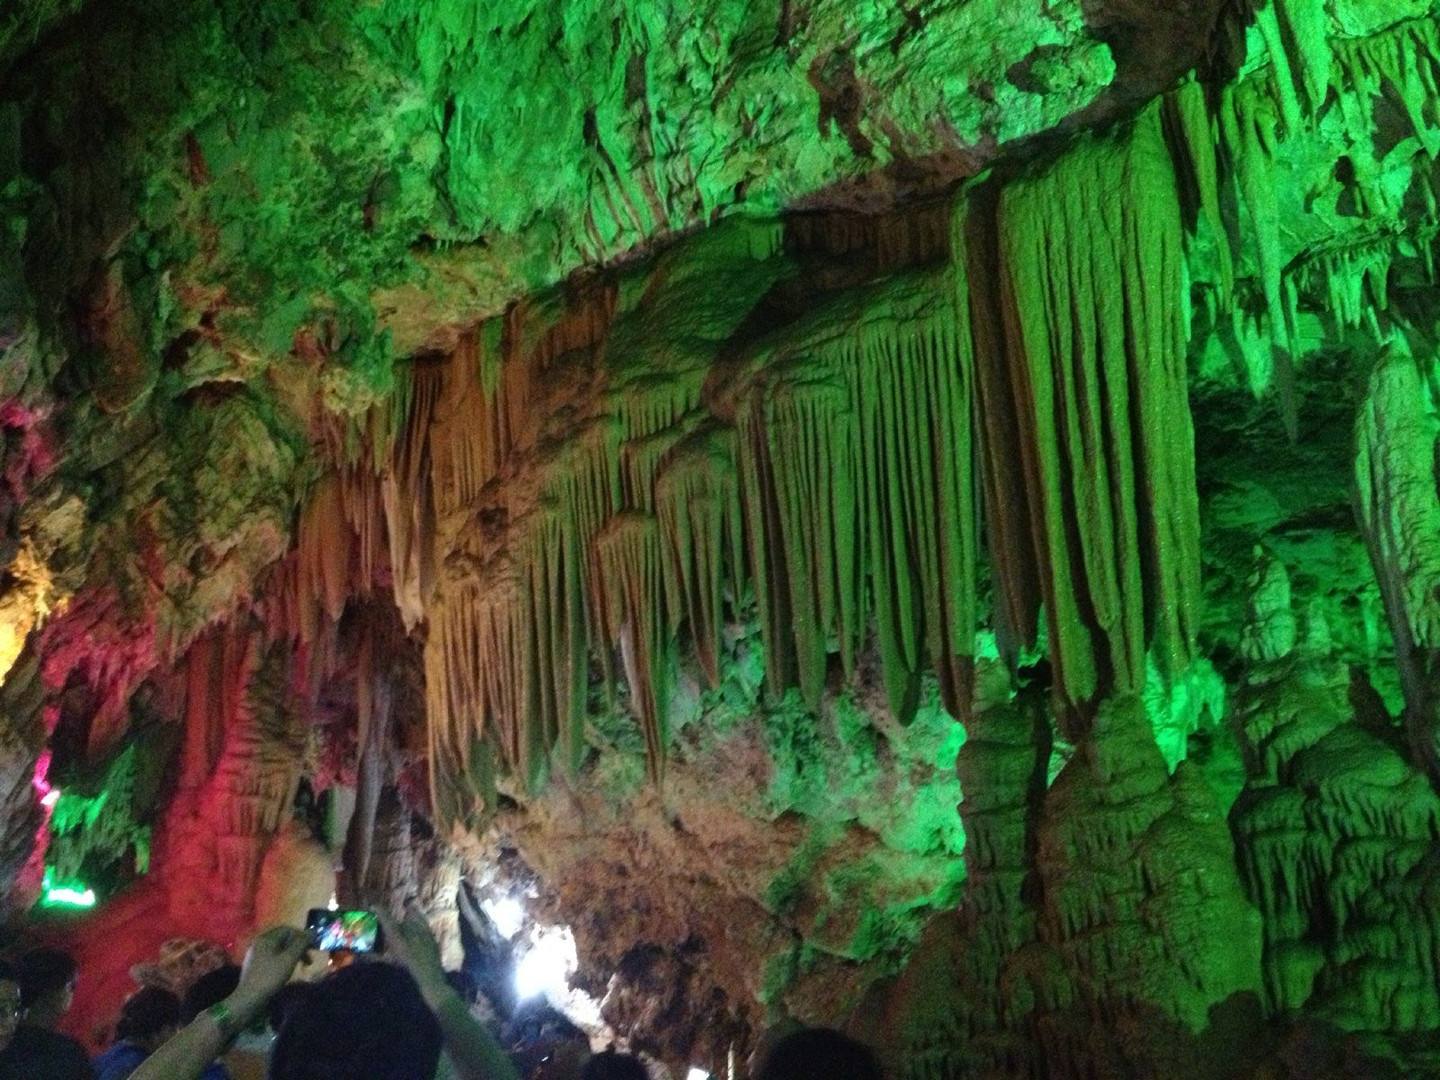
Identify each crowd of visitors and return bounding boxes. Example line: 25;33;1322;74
0;909;883;1079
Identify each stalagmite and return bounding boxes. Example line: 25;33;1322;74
0;640;43;914
1231;551;1440;1029
179;626;257;792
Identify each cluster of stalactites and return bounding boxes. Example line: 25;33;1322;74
736;284;978;721
334;97;1212;818
1211;9;1440;429
1353;335;1440;782
963;99;1203;726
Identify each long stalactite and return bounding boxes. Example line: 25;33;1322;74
396;96;1217;811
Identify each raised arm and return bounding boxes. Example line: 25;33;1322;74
379;907;521;1080
131;927;309;1080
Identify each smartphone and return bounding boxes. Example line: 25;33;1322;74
306;908;383;953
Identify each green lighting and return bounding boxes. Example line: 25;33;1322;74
38;868;96;910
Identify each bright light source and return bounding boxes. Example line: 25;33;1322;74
40;788;60;809
514;925;577;1002
39;869;96;909
44;886;95;908
687;1069;711;1080
482;895;525;939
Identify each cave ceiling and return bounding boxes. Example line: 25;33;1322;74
0;0;1253;703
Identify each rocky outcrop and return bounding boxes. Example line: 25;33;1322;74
1232;555;1440;1035
871;679;1261;1080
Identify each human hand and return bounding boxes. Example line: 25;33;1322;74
377;906;447;999
232;926;311;1018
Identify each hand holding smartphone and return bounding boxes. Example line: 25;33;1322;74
305;908;384;954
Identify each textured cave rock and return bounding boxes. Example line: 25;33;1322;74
1;1;1440;1078
463;669;966;1070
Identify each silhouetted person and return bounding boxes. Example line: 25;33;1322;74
580;1048;648;1080
93;987;182;1080
180;965;241;1079
132;914;520;1080
0;946;94;1079
265;981;314;1037
269;962;443;1080
0;960;20;1055
444;969;479;1005
182;965;242;1022
757;1027;883;1080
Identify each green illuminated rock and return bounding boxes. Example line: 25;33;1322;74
1;0;1440;1075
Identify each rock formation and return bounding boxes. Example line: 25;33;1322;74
1;0;1440;1076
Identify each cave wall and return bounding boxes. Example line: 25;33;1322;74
1;0;1440;1077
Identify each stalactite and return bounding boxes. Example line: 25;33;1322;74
591;512;668;777
1332;17;1440;169
1218;82;1298;434
972;101;1202;718
1292;239;1396;334
1274;0;1330;120
961;187;1043;668
1205;8;1440;434
179;625;256;792
270;475;354;647
341;624;389;900
429;565;525;783
383;360;442;629
1353;336;1440;783
1163;78;1233;306
38;589;159;760
424;506;590;812
330;455;389;597
404;97;1215;796
520;281;618;370
424;607;497;837
737;373;861;709
428;331;501;519
516;508;588;777
614;373;705;511
654;428;746;688
847;292;978;720
541;420;625;583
